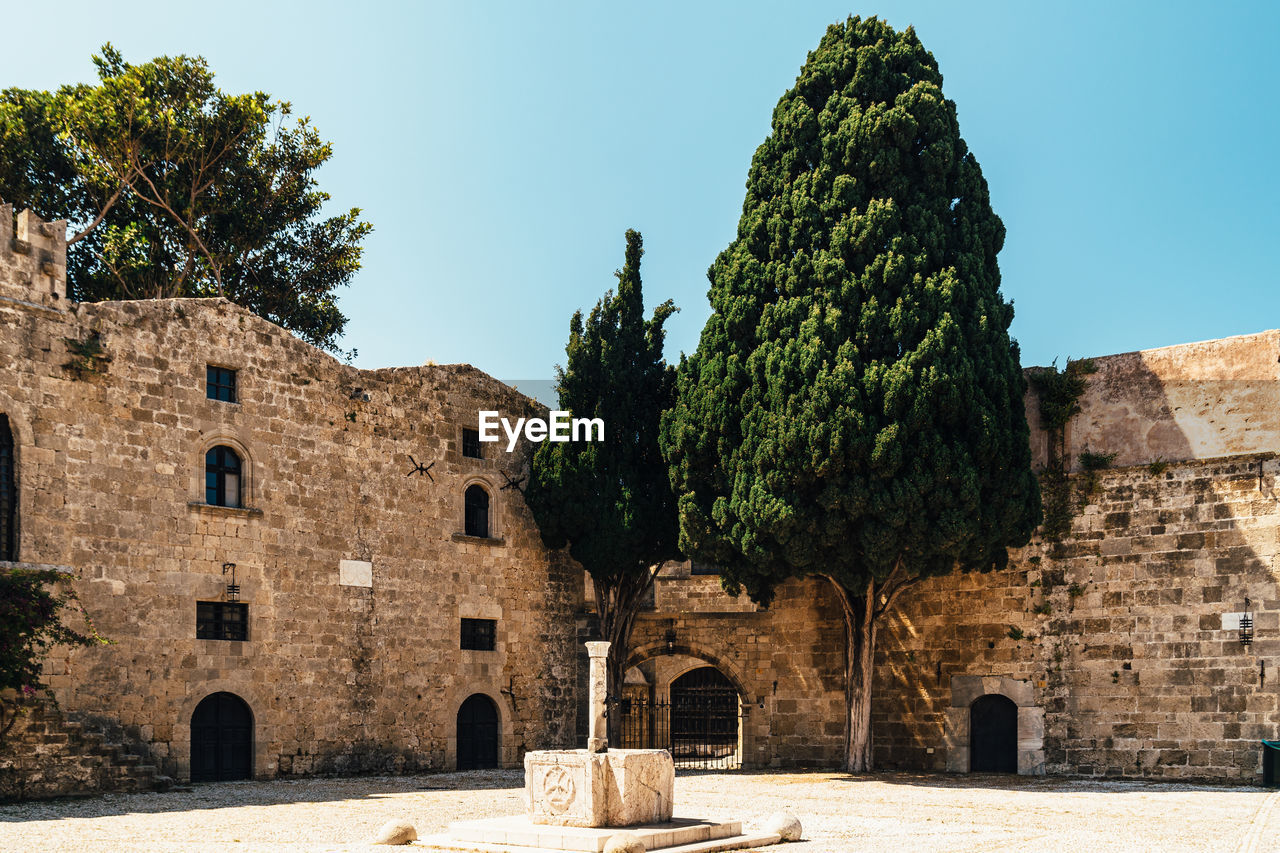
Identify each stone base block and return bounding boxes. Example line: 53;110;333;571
423;815;780;853
525;749;674;827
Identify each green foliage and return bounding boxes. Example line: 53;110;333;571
1027;359;1097;542
1006;626;1024;641
661;16;1040;607
1067;582;1087;599
525;231;680;708
1148;457;1169;476
1027;359;1096;436
527;229;679;582
62;331;110;379
0;45;370;354
0;568;104;728
1032;601;1052;616
1078;449;1117;471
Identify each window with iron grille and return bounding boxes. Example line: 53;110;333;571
207;366;238;403
197;601;248;641
0;415;15;562
462;428;482;459
464;485;489;537
205;446;242;507
461;618;496;651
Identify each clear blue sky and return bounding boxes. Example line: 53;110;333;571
4;1;1278;388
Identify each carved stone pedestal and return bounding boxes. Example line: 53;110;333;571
525;749;674;828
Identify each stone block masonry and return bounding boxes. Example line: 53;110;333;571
874;329;1280;782
0;208;580;789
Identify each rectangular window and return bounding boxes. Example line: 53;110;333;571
207;366;238;403
462;428;482;459
461;617;496;651
197;601;248;641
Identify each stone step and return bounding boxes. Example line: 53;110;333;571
440;817;759;853
420;829;779;853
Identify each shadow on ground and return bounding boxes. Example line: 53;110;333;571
4;767;1269;825
0;769;525;822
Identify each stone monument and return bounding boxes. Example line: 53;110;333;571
424;641;781;852
524;641;674;827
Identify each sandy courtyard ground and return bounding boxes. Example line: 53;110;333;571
2;769;1278;853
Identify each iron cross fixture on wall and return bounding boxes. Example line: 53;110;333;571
406;455;435;481
499;469;526;492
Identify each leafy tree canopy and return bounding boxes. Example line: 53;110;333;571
0;567;104;739
662;15;1041;606
0;45;370;354
528;229;680;585
525;230;680;718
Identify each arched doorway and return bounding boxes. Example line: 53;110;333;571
190;692;253;782
670;666;739;766
457;694;499;770
970;693;1017;773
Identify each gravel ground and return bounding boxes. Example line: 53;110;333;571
2;769;1277;853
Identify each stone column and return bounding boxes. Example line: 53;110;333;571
586;641;610;753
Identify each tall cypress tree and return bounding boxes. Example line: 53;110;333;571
661;17;1040;771
525;230;680;738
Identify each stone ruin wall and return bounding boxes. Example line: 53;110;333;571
875;332;1280;781
625;569;847;769
0;207;580;790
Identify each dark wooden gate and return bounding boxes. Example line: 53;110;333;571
618;666;742;769
190;692;253;782
457;693;499;770
970;693;1018;773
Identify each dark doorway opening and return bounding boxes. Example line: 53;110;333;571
190;692;253;782
970;693;1018;773
457;693;499;770
669;666;739;766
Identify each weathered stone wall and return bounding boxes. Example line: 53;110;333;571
874;329;1280;781
1;209;579;785
0;695;170;800
624;569;847;768
1030;331;1280;471
642;334;1280;782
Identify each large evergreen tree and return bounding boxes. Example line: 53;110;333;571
525;230;680;739
0;46;370;354
661;17;1040;772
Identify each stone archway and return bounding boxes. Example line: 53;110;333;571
945;675;1045;775
621;646;751;768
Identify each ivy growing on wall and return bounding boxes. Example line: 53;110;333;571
1027;359;1098;542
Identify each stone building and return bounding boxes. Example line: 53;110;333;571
0;207;580;795
624;331;1280;782
3;203;1278;794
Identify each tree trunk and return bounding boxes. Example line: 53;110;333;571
830;577;876;772
827;566;915;773
593;565;659;746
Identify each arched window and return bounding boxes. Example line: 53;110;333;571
464;485;490;538
0;415;15;561
205;446;242;508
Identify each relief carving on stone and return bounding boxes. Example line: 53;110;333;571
541;765;576;814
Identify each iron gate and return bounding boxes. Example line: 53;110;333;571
616;667;743;770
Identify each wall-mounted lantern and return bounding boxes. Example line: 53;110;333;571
223;562;240;602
